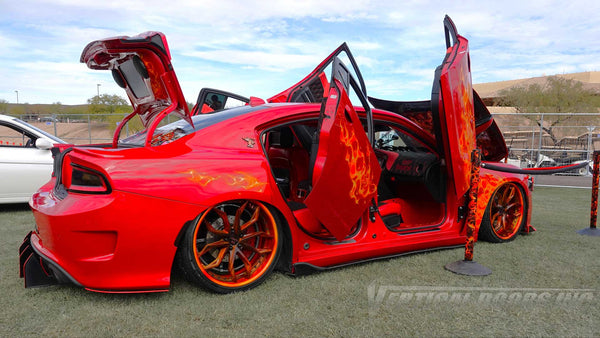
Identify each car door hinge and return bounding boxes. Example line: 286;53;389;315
457;205;467;220
369;201;379;223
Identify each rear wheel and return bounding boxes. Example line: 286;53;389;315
479;182;525;243
178;200;282;293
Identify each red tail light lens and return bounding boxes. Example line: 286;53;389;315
66;164;111;194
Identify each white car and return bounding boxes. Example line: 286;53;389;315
0;114;66;203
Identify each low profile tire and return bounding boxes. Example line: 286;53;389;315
178;200;282;293
478;182;526;243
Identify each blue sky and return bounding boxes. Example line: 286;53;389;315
0;0;599;105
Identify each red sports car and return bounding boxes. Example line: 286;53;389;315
20;16;533;294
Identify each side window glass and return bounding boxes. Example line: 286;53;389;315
200;91;248;112
374;123;433;153
223;97;247;109
204;93;225;111
0;124;34;147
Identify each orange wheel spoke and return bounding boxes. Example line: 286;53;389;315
233;201;250;236
240;231;272;243
213;208;232;233
501;186;511;202
501;214;508;231
202;247;228;270
492;214;502;232
240;242;272;255
237;250;253;278
203;219;228;237
228;247;237;282
197;239;228;257
506;187;516;201
241;206;261;232
505;202;520;211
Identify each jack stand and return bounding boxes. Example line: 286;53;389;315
445;149;492;276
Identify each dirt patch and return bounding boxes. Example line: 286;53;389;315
31;121;115;144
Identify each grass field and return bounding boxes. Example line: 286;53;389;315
1;187;598;336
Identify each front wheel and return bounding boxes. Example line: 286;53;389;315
478;182;526;243
178;200;282;293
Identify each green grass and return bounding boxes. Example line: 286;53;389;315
1;187;598;336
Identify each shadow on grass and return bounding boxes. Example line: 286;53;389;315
0;203;31;212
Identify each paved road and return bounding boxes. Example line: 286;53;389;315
532;174;593;188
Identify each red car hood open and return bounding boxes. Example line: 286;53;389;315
81;32;191;146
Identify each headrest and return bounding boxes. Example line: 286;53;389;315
270;127;294;148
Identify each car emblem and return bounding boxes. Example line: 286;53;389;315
242;137;255;148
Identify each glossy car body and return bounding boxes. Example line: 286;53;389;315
0;114;66;203
20;17;533;293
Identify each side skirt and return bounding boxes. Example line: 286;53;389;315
291;244;463;276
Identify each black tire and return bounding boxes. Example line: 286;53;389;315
178;200;282;293
478;182;526;243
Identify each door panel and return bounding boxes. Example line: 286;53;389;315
431;16;476;198
267;43;367;104
304;58;381;241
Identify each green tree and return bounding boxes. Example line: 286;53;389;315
0;99;8;113
498;76;598;145
87;94;129;118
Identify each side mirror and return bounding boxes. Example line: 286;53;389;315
35;138;54;150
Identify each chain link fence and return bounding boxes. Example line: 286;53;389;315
494;112;599;175
11;111;600;175
13;113;180;145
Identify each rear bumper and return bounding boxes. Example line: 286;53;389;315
19;231;81;288
22;185;206;293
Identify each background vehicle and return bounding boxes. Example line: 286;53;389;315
0;114;66;203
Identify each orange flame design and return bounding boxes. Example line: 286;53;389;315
226;171;267;191
339;119;377;204
184;170;266;192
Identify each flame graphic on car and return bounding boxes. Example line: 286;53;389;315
339;119;377;204
184;170;266;192
476;174;503;224
186;170;219;186
459;79;476;168
225;172;267;191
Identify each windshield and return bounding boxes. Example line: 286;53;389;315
119;104;266;147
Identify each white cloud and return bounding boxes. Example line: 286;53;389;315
0;0;598;104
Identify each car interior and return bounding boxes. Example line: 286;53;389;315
263;118;448;239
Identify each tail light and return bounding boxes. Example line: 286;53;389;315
52;148;112;197
60;155;111;195
66;164;111;194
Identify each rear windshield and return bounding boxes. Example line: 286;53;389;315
119;105;266;147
